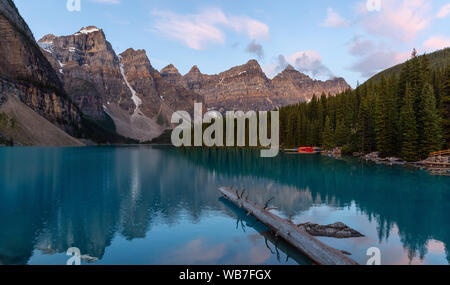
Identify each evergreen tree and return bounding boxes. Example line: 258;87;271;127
400;85;419;161
322;116;335;150
279;50;449;155
419;83;443;155
441;68;450;147
334;119;348;147
375;77;395;157
358;96;370;153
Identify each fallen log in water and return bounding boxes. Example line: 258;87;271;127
219;186;359;265
219;197;314;265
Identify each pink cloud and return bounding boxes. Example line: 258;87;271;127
152;8;269;50
360;0;432;42
422;36;450;53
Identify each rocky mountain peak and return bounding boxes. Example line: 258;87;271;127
39;34;56;43
272;65;351;102
218;59;266;81
243;59;263;72
75;26;102;36
120;48;151;66
119;48;158;79
284;64;296;72
187;65;201;75
161;64;180;75
328;77;346;82
278;66;311;82
160;64;184;87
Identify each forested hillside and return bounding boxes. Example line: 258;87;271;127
280;49;450;161
368;48;450;84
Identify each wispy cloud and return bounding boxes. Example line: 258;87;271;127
347;36;409;78
152;8;269;50
347;35;376;56
436;3;450;19
321;8;350;28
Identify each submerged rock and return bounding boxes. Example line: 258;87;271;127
297;222;364;239
80;255;99;263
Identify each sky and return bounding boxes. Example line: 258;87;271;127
14;0;450;87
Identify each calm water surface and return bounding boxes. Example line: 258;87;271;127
0;146;449;265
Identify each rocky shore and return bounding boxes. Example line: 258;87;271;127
321;148;450;176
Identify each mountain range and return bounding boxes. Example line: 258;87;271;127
1;0;350;145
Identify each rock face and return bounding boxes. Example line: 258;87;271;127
0;0;81;139
174;61;351;112
39;30;204;141
120;49;202;127
273;65;350;104
184;65;207;94
181;60;278;111
160;64;185;87
38;26;133;120
0;94;84;146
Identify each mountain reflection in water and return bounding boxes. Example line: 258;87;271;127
0;146;448;265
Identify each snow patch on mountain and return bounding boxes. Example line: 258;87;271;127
76;27;100;35
118;56;142;118
38;42;53;54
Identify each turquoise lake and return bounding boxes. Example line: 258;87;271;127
0;146;449;265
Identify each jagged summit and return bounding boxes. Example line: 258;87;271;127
38;26;103;42
284;64;296;72
244;59;262;69
75;26;102;35
161;64;180;74
187;65;201;74
276;66;311;81
121;48;147;57
122;47;137;53
219;59;264;77
329;76;346;81
38;34;56;43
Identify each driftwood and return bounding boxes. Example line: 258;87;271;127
219;187;359;265
297;222;364;239
219;197;314;265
